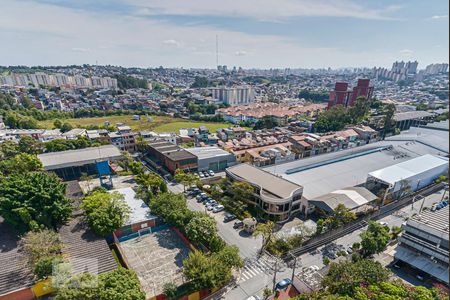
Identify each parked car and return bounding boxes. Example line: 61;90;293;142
208;170;215;176
198;172;205;178
245;296;260;300
416;273;425;281
378;221;388;227
224;213;237;222
275;278;292;290
347;247;353;254
202;171;209;177
233;220;244;229
192;188;200;195
213;205;225;213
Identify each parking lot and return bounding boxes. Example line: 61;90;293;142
186;191;262;259
119;228;191;298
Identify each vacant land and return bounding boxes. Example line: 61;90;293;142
37;115;235;133
119;228;191;298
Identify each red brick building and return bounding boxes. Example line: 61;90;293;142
328;79;374;109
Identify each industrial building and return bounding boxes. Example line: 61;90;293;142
145;139;198;174
226;163;305;221
37;145;123;181
264;138;447;200
308;187;377;215
366;154;448;197
185;146;236;172
394;111;434;131
395;206;449;285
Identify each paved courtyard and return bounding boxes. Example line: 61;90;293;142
119;228;191;298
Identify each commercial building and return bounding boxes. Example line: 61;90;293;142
308;187;377;215
37;145;122;180
185;146;236;172
226;163;306;221
264;138;446;200
394;111;434;131
145;139;198;174
210;86;255;106
327;79;374;109
395;206;449;285
366;154;448;197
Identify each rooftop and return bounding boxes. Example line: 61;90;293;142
368;154;448;185
38;145;122;170
309;187;377;213
411;205;450;235
394;111;434;122
185;146;233;159
264;139;446;199
59;217;118;275
226;163;302;199
110;187;156;226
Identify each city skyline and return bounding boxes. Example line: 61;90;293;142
0;0;448;68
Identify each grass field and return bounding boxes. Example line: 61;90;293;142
37;115;237;133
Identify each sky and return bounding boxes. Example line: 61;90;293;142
0;0;448;69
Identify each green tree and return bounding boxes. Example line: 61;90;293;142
81;191;131;236
148;192;193;228
360;221;391;257
253;221;275;254
183;250;232;290
135;172;167;199
55;268;145;300
348;96;370;124
18;136;44;154
382;103;396;137
53;119;63;129
185;212;217;247
0;172;71;232
0;153;43;176
0;140;20;159
128;161;144;175
322;259;390;296
163;282;178;300
212;245;244;269
390;225;402;240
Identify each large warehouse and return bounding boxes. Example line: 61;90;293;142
185;146;236;172
37;145;123;180
366;154;448;196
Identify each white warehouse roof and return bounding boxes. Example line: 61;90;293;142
38;145;122;170
110;187;156;226
368;154;448;185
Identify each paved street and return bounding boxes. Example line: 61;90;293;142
186;196;262;258
298;188;447;270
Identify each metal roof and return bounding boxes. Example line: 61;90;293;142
309;187;377;213
367;154;448;185
394;111;433;122
59;217;117;275
38;145;123;170
110;187;156;226
411;205;450;235
226;163;302;200
185;146;233;160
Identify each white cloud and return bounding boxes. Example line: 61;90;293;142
431;15;448;19
71;47;90;52
399;49;414;58
162;39;180;47
235;50;248;56
130;0;399;21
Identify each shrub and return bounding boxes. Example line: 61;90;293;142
34;255;63;279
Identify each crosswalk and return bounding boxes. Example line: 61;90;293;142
239;258;273;283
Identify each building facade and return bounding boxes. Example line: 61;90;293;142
327;79;374;109
226;163;306;221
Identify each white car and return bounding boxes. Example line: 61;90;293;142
213;205;225;213
208;170;215;176
245;296;261;300
378;221;388;227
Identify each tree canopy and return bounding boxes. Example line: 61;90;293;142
81;191;131;236
55;268;145;300
185;212;217;247
360;221;391;257
0;172;71;233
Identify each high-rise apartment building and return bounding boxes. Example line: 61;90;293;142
327;79;373;109
210;86;255;106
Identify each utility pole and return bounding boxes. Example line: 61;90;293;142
418;195;426;214
272;257;278;292
289;252;300;283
